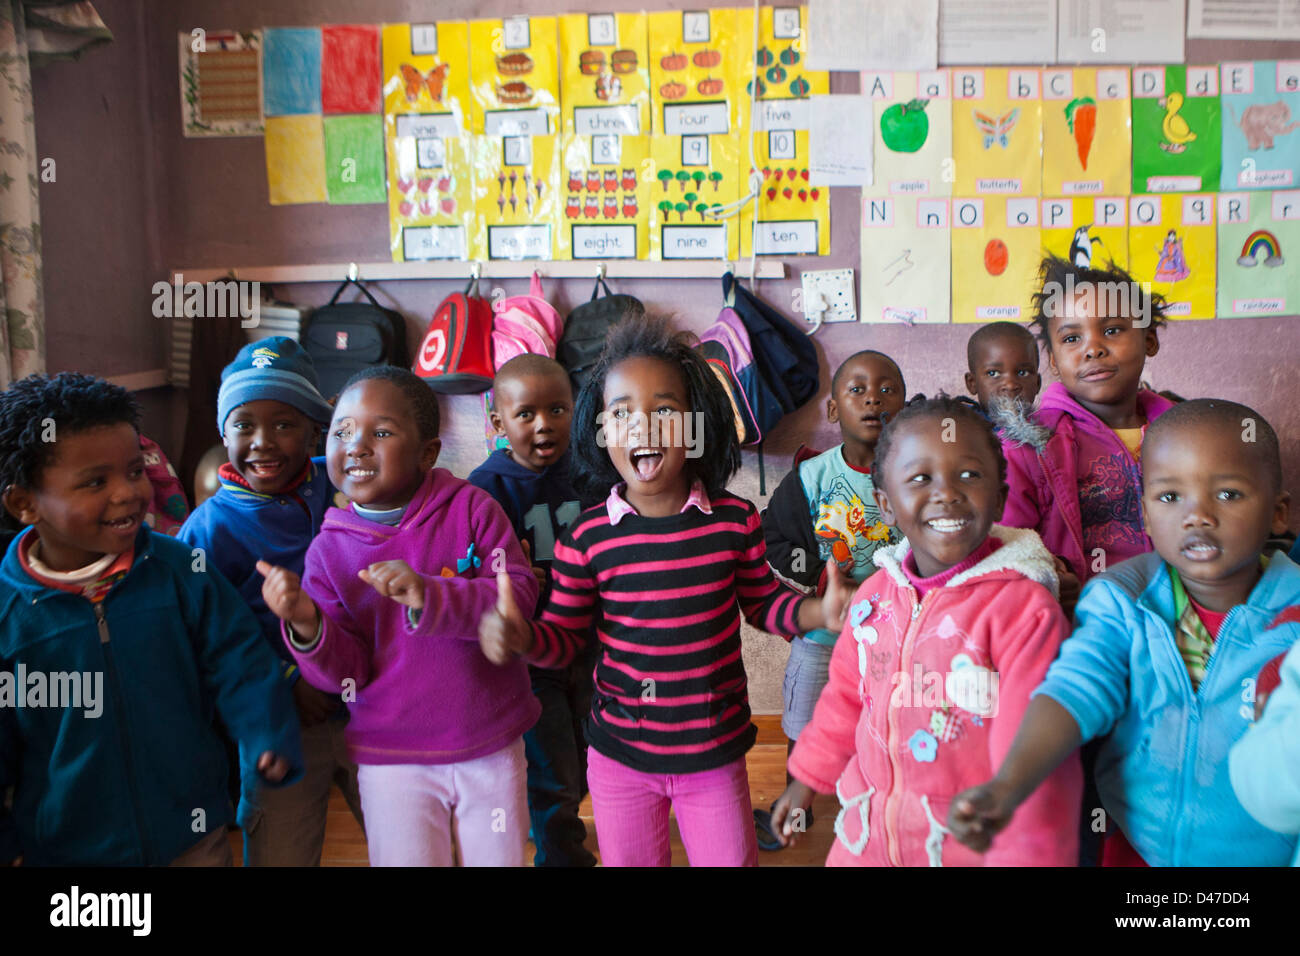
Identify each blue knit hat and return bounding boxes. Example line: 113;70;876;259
217;336;335;432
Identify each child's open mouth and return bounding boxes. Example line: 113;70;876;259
533;440;558;459
245;459;285;481
926;517;971;535
345;466;378;482
102;514;139;533
1181;537;1222;562
629;447;664;482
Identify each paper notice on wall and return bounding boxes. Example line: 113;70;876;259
1057;0;1184;64
1189;0;1300;40
938;0;1056;65
806;0;937;71
810;95;872;186
860;196;952;324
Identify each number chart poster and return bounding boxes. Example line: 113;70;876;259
1128;193;1217;320
860;196;952;324
1220;61;1300;192
1132;65;1221;194
862;69;953;198
1041;196;1130;271
383;22;474;261
952;68;1043;197
557;12;653;260
951;196;1042;324
1216;190;1300;317
1041;68;1131;197
738;5;830;257
648;8;744;261
470;16;563;260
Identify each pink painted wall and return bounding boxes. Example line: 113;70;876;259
32;1;1300;709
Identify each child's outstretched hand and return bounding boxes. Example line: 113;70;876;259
256;560;320;639
769;780;816;848
257;751;291;784
821;562;854;632
478;570;533;665
359;559;426;610
947;780;1016;852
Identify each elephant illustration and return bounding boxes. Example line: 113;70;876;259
1233;100;1300;150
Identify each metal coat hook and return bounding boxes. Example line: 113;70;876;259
596;262;606;281
347;262;359;282
470;261;482;281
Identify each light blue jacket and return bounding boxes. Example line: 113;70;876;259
1036;550;1300;866
1230;639;1300;866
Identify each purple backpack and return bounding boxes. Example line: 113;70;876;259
697;307;782;447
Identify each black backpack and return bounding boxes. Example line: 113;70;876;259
721;271;818;417
302;278;410;403
557;276;644;393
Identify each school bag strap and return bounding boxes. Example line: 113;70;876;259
327;277;386;311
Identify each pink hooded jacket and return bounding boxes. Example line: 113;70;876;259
789;526;1082;867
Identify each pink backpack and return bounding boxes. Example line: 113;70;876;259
491;272;563;370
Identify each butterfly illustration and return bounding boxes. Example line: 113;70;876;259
973;108;1019;149
400;62;450;103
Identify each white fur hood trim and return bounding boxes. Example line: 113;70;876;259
871;525;1059;599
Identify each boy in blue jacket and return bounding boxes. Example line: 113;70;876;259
0;372;301;865
179;337;363;866
948;398;1300;866
468;354;589;866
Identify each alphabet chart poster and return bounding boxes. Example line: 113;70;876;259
469;17;563;260
1216;190;1300;317
1042;68;1131;196
1132;65;1221;193
648;8;744;260
1220;61;1300;191
860;196;952;323
950;196;1042;323
738;5;830;257
1128;193;1217;319
1040;196;1130;270
557;13;653;260
862;69;953;197
383;22;475;261
951;68;1043;196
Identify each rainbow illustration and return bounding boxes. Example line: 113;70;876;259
1237;229;1285;268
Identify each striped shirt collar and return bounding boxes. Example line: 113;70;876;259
607;479;712;525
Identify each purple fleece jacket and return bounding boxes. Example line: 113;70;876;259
285;467;540;766
1000;382;1174;584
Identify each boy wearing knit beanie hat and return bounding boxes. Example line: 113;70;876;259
180;336;364;866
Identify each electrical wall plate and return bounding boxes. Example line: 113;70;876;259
799;268;856;324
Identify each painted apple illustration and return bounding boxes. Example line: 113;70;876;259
880;98;931;154
418;176;434;192
398;200;414;217
984;239;1009;276
437;176;451;193
439;197;456;214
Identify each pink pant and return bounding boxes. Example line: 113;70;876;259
586;747;757;867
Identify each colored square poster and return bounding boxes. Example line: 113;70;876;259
557;13;652;260
382;22;474;261
1041;196;1130;270
470;17;562;260
1132;65;1221;193
264;114;326;204
1042;68;1131;196
262;27;320;116
738;4;829;256
321;24;381;114
862;69;953;197
1220;61;1300;191
1128;193;1216;320
860;195;951;324
951;196;1041;324
951;68;1043;196
1216;190;1300;317
648;8;744;260
323;114;385;204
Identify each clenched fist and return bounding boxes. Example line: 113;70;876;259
256;560;320;639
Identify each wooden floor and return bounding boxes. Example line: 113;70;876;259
227;716;838;867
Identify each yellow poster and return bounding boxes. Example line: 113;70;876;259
1041;196;1130;270
952;68;1043;197
557;13;652;260
951;196;1042;324
1129;193;1217;320
265;114;327;205
470;16;562;260
1041;68;1131;197
648;8;743;260
737;5;829;257
382;23;474;261
863;69;954;198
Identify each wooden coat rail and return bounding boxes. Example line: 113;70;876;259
173;259;786;284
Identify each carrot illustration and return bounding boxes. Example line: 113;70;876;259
1065;97;1097;170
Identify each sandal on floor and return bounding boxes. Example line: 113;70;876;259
754;808;784;852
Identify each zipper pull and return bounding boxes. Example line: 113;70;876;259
912;602;922;620
93;603;110;644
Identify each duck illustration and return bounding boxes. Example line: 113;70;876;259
1159;91;1196;153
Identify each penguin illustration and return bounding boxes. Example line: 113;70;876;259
1069;225;1101;268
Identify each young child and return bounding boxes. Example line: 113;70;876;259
768;395;1080;866
478;315;852;867
0;372;301;866
179;337;363;866
754;350;905;850
964;321;1041;414
949;399;1300;866
258;366;539;867
468;354;594;868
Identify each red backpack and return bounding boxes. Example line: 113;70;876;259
414;277;494;393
